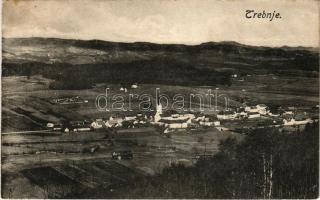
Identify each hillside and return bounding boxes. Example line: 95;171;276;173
2;37;319;89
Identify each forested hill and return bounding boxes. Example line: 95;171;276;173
2;37;319;89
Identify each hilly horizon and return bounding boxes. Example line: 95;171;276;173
2;37;319;89
3;37;319;49
3;37;319;65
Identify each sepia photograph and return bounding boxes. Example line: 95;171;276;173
1;0;319;198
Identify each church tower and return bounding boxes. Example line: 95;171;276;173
154;97;162;122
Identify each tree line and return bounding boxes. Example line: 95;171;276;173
107;123;319;199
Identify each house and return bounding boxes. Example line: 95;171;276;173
217;111;237;120
153;99;199;130
160;117;188;125
131;83;138;89
283;118;313;126
238;111;248;118
91;119;105;129
166;122;188;129
283;111;294;115
194;116;205;122
47;123;54;128
124;116;137;121
199;121;220;127
160;114;193;125
256;104;268;114
256;104;267;110
245;104;268;115
248;112;260;119
245;106;259;113
154;100;194;123
120;87;128;92
105;116;123;128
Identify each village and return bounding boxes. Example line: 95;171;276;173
46;85;319;136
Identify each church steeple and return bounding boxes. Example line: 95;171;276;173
154;96;162;122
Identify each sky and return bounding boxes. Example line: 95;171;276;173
2;0;319;47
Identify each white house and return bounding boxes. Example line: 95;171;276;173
47;123;54;128
125;116;137;121
283;118;313;126
283;111;294;115
194;116;205;122
217;111;237;120
256;104;268;115
248;112;260;119
256;104;267;110
199;121;220;127
245;106;259;113
91;119;105;129
161;114;194;123
131;84;138;89
245;104;268;115
238;112;248;117
73;127;91;132
166;122;188;129
106;117;123;127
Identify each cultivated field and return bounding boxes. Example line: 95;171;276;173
2;74;318;132
1;74;318;198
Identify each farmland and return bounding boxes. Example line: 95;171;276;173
2;124;241;198
2;73;318;132
1;72;318;198
1;37;318;198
